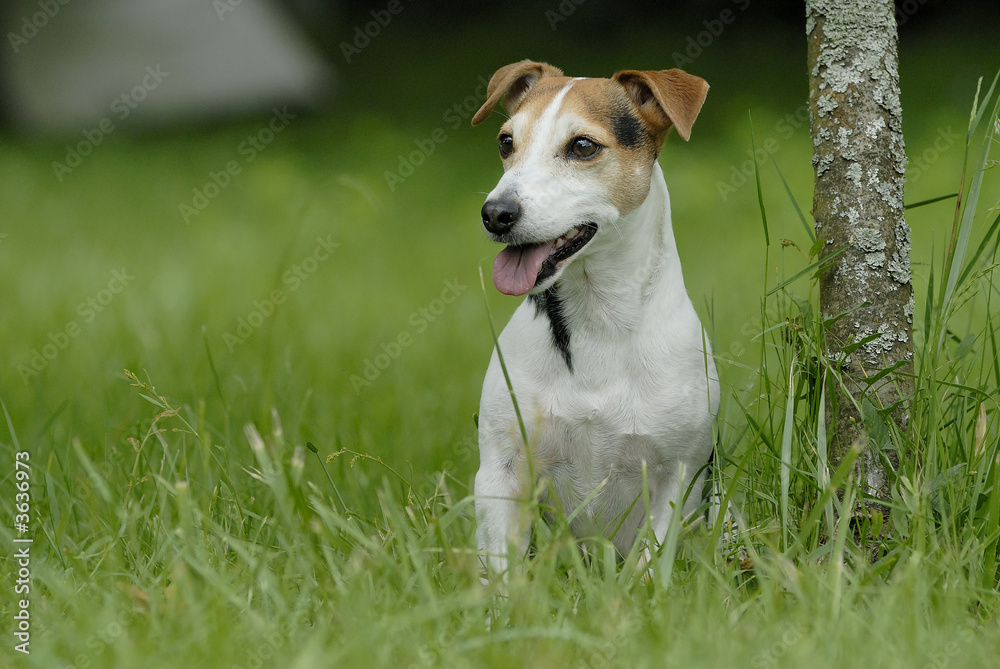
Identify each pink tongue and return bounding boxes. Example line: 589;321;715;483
493;242;554;296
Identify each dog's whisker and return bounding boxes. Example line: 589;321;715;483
609;219;626;243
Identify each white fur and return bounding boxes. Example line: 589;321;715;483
475;81;720;578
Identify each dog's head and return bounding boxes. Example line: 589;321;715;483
472;60;708;296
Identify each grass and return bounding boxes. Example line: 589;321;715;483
2;51;1000;667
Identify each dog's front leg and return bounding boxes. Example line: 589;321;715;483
636;463;694;580
474;453;531;582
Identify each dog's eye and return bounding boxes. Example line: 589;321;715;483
498;134;514;158
569;137;601;159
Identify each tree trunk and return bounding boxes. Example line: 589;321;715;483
806;0;914;506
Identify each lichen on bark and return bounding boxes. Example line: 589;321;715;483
806;0;914;505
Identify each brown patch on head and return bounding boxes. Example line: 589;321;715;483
556;70;708;214
552;78;663;215
503;77;577;127
494;77;574;164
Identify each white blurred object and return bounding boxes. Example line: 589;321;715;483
1;0;335;135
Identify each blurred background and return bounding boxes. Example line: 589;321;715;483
0;0;997;487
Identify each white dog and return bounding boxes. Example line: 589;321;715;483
471;60;719;578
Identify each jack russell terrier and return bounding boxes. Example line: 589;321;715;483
471;60;719;578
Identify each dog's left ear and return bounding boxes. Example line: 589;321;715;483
612;69;709;142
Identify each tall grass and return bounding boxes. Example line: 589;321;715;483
2;84;1000;668
716;72;1000;580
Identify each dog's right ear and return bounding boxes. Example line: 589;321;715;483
612;68;709;143
471;60;564;126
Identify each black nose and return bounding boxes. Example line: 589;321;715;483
481;198;521;235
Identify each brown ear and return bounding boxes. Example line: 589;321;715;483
471;60;564;126
612;69;709;142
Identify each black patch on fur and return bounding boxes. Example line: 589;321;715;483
535;257;556;287
611;105;645;149
529;286;573;371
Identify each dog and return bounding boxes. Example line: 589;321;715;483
471;60;720;578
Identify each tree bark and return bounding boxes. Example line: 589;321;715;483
806;0;914;506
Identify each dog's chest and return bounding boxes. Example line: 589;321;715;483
529;342;710;475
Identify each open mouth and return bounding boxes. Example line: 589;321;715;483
492;223;598;296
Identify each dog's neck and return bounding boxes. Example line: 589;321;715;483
557;162;686;335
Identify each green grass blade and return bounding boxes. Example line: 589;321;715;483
71;438;112;505
2;400;21;452
903;193;959;210
941;74;1000;320
830;479;856;620
478;265;528;449
202;325;228;408
749;110;770;247
857;359;908;387
990;313;1000;390
924;246;936;346
957;209;1000;287
307;441;347;512
780;363;795;551
770;155;815;242
786;442;863;560
656;464;687;592
968;68;1000;139
815;376;837;538
767;244;848;296
941;132;994;314
707;448;751;553
982;452;1000;590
